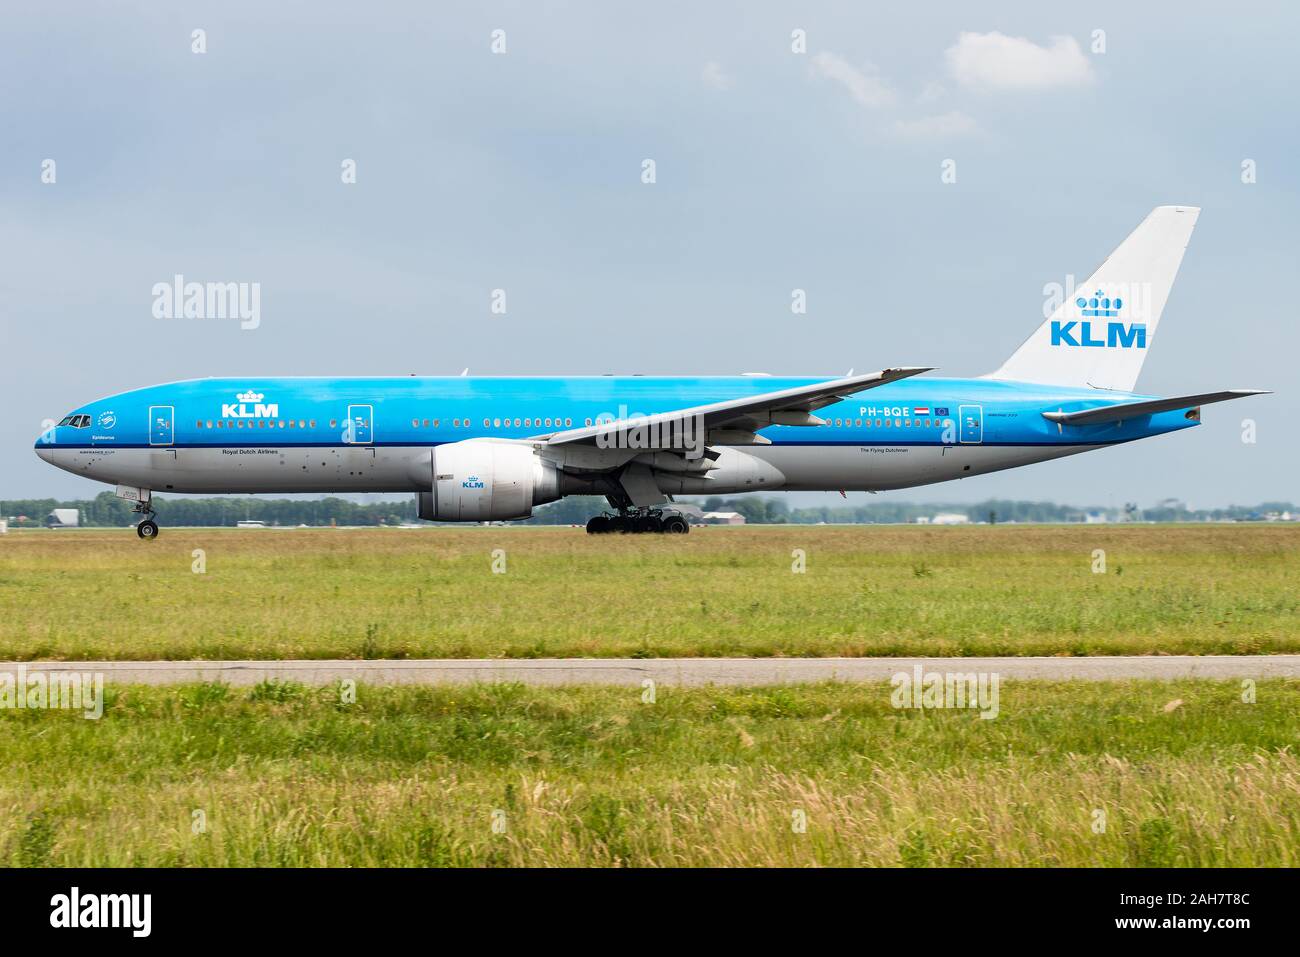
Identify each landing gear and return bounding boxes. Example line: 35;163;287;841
586;507;688;535
130;495;159;540
661;514;689;534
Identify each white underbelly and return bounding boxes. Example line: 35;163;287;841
44;442;1100;496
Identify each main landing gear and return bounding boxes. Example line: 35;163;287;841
587;507;690;535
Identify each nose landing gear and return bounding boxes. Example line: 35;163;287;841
131;499;159;540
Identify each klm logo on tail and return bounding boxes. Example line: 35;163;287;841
1051;291;1146;349
1077;291;1122;317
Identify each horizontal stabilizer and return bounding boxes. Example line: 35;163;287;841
1042;389;1269;426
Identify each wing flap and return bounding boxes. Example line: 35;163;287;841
545;367;932;450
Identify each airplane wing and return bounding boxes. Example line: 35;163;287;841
544;367;933;450
1041;389;1269;426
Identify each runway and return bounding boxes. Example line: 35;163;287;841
4;656;1298;686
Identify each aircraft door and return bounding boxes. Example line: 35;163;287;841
149;405;174;446
958;405;983;444
346;405;373;444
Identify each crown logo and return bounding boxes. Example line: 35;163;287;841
1075;290;1122;318
236;390;264;403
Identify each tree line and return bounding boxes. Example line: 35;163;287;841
3;490;1296;528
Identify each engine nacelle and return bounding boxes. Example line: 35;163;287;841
417;439;560;522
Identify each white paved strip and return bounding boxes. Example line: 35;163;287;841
2;656;1297;686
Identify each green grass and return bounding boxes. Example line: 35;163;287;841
1;525;1297;659
1;679;1296;866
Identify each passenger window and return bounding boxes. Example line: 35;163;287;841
310;420;318;429
564;418;571;427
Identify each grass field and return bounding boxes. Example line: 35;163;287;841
1;525;1297;660
2;679;1296;866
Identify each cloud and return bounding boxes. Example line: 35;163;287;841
891;111;979;139
917;81;947;104
702;61;733;90
809;52;897;108
944;32;1094;91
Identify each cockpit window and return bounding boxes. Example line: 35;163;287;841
58;416;73;427
64;415;91;428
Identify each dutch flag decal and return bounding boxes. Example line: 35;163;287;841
914;406;930;415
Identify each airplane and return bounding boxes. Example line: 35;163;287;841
35;205;1267;539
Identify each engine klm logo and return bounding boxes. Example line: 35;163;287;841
1051;291;1146;349
221;390;279;418
463;475;485;490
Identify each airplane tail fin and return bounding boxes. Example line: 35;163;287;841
988;205;1200;391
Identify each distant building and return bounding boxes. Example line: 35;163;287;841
930;512;969;525
701;511;746;525
46;508;80;528
235;520;267;529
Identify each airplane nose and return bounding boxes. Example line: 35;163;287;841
35;429;57;463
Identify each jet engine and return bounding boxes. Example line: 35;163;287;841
417;439;561;522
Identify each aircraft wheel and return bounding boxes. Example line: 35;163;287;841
637;515;663;534
661;515;689;534
137;520;159;540
586;516;609;534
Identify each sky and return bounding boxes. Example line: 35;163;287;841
2;1;1296;508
